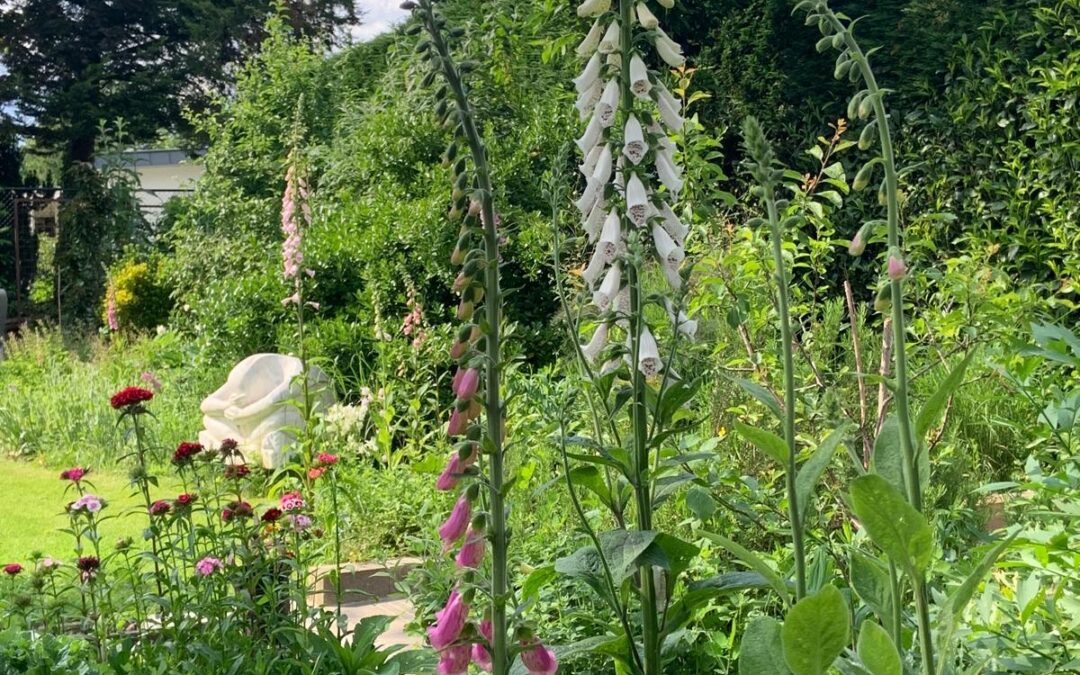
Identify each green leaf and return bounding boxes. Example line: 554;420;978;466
664;572;771;639
686;485;717;520
729;375;783;420
857;621;901;675
781;585;850;675
796;425;849;524
871;416;928;496
739;616;791;675
849;474;933;578
641;533;700;580
849;551;894;637
702;531;790;605
521;565;556;602
599;530;659;584
915;351;974;438
735;421;790;465
569;465;613;510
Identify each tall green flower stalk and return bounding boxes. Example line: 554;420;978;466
797;1;933;670
741;117;807;601
402;2;557;674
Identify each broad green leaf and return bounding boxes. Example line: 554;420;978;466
664;572;771;639
796;425;850;524
735;421;790;465
849;474;933;578
781;585;850;675
849;551;895;637
703;531;790;605
857;621;901;675
568;465;613;510
521;564;556;602
729;375;783;419
870;416;928;498
739;616;791;675
599;530;659;584
641;533;700;580
686;485;717;520
915;351;975;438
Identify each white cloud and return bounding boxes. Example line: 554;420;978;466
351;0;409;42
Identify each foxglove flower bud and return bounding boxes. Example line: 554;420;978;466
629;55;651;99
887;253;907;280
654;28;685;67
594;262;622;311
595;79;620;128
577;0;611;17
623;114;646;165
636;2;658;29
454;368;480;399
447;409;468;438
457;299;474;320
583;322;609;362
626;174;649;226
573;52;601;93
637;325;663;377
598;20;621;54
874;286;892;313
848;224;868;256
576;18;605;56
657;0;674;7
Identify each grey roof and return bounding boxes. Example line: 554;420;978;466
94;148;205;169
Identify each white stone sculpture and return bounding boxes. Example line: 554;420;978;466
198;353;335;468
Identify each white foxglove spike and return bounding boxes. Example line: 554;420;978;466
626;174;649;226
637;326;663;378
665;299;698;340
598;21;621;54
654;29;685;68
582;245;608;286
575;79;602;120
575;113;603;154
581;143;603;177
656;151;684;194
594;262;622;311
659;201;689;246
636;2;658;29
595;79;620;128
583;200;607;242
661;259;682;291
623;114;647;165
652;222;684;266
582;322;609;363
657;90;684;132
577;18;605;56
578;0;612;18
629;55;651;99
575;178;601;215
592;143;614;184
574;52;602;94
598;210;621;261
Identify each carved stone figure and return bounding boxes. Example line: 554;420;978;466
199;353;335;468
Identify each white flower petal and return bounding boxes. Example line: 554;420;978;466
661;258;683;291
582;245;608;286
575;79;602;120
654;29;685;68
576;18;605;56
575;113;603;154
652;222;685;266
622;114;647;165
583;199;607;242
656;151;684;194
637;326;663;378
582;322;609;363
598;210;622;261
635;2;658;29
594;262;622;311
629;55;651;99
592;143;614;184
577;0;612;18
659;201;689;246
575;178;601;215
599;20;621;54
573;52;602;94
595;79;620;128
580;143;603;177
626;174;649;226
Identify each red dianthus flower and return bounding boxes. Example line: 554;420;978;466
3;563;22;576
109;387;154;410
172;442;204;466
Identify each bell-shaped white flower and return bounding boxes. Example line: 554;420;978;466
629;55;651;99
614;154;627;191
665;298;698;340
659;201;688;246
652;222;684;266
654;29;685;68
575;79;602;120
592;143;614;185
573;52;602;94
636;325;663;378
623;114;647;165
657;94;683;132
598;210;622;261
582;244;608;287
577;0;612;18
606;52;622;69
626;173;649;226
657;0;674;8
575;113;602;154
615;286;631;316
599;20;621;54
582;322;609;363
577;18;605;56
595;79;620;128
581;143;603;177
583;200;607;242
655;151;683;194
575;178;601;215
635;2;658;29
661;258;682;291
594;262;622;311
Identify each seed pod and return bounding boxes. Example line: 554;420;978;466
853;160;877;192
858;120;877;150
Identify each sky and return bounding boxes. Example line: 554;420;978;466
351;0;409;42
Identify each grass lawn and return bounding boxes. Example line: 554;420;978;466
0;459;182;564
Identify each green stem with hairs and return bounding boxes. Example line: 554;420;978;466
421;7;509;672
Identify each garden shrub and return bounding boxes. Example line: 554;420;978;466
102;253;173;331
